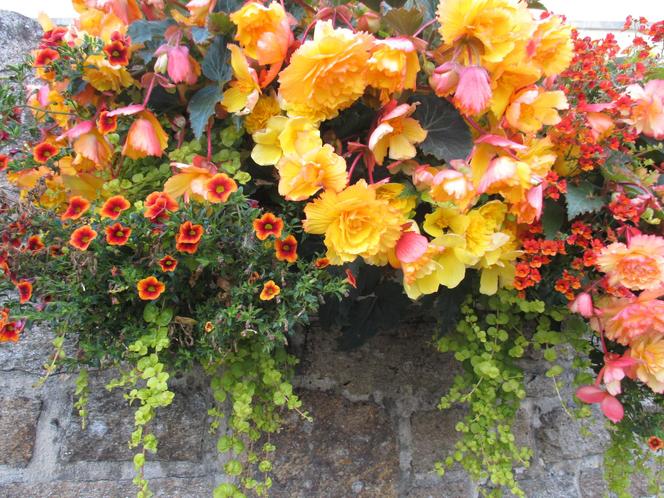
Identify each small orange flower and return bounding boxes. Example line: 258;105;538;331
315;257;330;269
0;154;8;172
105;223;132;245
33;142;59;163
177;221;204;244
49;245;63;257
275;235;298;263
61;196;91;221
253;213;283;240
260;280;281;300
97;111;118;134
158;255;178;272
0;322;21;342
144;191;179;222
176;240;200;254
204;321;215;332
16;281;32;304
100;195;130;219
137;276;166;300
648;436;664;452
206;173;238;203
69;225;97;250
26;235;45;252
345;268;357;288
103;40;130;66
34;48;59;66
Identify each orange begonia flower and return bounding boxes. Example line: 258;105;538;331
260;280;281;300
122;111;169;160
137;276;166;301
61;196;91;220
105;223;132;245
253;213;283;240
69;225;98;250
101;195;131;219
275;235;298;263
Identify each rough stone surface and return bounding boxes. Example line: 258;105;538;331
0;11;41;75
268;390;399;498
410;408;465;474
0;396;42;467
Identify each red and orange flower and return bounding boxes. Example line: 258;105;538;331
206;173;238;203
144;191;179;222
101;195;131;219
26;235;45;252
97;111;118;135
105;223;132;245
314;257;330;269
137;276;166;300
253;213;283;240
158;255;178;272
0;321;21;343
275;235;298;263
176;240;200;254
0;154;8;172
103;40;130;66
69;225;97;250
33;142;59;163
648;436;664;452
259;280;281;300
16;280;32;304
61;196;90;221
34;48;59;67
177;221;204;244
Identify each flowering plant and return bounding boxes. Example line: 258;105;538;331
0;0;663;496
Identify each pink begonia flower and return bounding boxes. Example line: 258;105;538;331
429;61;459;97
454;66;491;116
474;134;528;150
569;292;594;318
625;79;664;140
476;156;516;194
526;183;543;220
576;385;624;423
396;231;428;264
600;353;639;396
56;120;94;141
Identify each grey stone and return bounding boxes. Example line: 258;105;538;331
0;477;215;498
578;467;608;498
0;396;42;466
410;408;465;474
0;11;41;75
405;474;473;498
0;323;55;374
60;370;210;463
266;389;399;498
517;467;580;498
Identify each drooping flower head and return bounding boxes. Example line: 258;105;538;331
205;173;238;203
597;235;664;290
122;111;169;159
260;280;281;300
369;102;427;165
61;196;91;221
137;276;166;301
16;281;33;304
275;235;298;263
158;255;178;272
279;21;374;122
253;213;284;240
177;221;204;245
101;195;131;219
69;225;98;250
105;223;132;245
454;65;492;116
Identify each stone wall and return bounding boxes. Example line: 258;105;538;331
0;10;627;498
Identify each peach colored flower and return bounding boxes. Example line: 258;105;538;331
594;289;664;346
626;79;664;140
597;235;664;290
368;102;427;165
122;111;169;159
627;334;664;393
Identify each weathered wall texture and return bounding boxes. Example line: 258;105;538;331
0;10;631;498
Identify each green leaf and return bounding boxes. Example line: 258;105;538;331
188;85;222;139
143;303;158;323
546;365;564;377
383;8;424;36
128;20;175;44
541;199;565;239
565;181;606;220
202;37;232;82
362;0;383;11
156;308;174;326
412;94;473;163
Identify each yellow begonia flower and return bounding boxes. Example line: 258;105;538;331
304;180;404;265
475;226;521;295
276;144;347;201
530;15;573;77
82;55;134;92
366;38;419;102
230;1;289;63
222;45;261;115
245;94;282;134
251;116;321;166
279;21;374;122
78;8;126;42
437;0;534;65
628;335;664;393
505;87;568;134
375;183;417;217
368;102;427;165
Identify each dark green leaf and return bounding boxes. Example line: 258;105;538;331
412;94;473;163
128;20;175;44
565;181;606;220
541;199;566;239
362;0;383;11
384;8;424;36
202;37;232;82
385;0;407;7
406;0;437;22
214;0;243;13
188;85;222;139
208;12;235;35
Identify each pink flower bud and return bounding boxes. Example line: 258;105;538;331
167;45;192;84
429;62;459;96
569;292;594;317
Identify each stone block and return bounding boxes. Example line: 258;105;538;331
578;467;608;498
0;324;55;375
410;408;465;474
60;370;210;463
0;396;42;467
405;474;473;498
0;11;41;75
266;389;399;497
